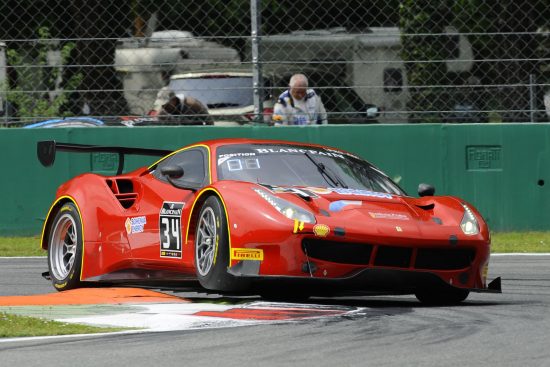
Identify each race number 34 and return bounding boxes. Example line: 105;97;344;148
159;202;184;258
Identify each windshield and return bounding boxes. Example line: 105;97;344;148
216;144;405;195
169;76;253;108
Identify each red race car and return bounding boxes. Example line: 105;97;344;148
37;138;500;304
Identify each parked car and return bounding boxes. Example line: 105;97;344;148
38;138;500;303
23;117;107;128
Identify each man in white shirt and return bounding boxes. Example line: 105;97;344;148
272;74;328;125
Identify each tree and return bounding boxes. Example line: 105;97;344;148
4;27;82;122
400;0;453;122
67;0;131;116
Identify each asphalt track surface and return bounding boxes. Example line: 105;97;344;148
0;255;549;367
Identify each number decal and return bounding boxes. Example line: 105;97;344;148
159;202;184;258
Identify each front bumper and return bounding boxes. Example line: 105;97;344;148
229;263;501;297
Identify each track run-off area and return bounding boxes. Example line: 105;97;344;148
0;255;549;367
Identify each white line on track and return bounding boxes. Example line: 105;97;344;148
490;253;550;256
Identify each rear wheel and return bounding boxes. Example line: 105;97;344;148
415;288;470;305
194;196;246;292
47;202;83;291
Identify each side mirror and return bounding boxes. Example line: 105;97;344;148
161;165;184;179
418;183;435;197
160;165;200;191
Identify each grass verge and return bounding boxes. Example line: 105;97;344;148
490;231;550;253
0;312;128;338
0;237;43;257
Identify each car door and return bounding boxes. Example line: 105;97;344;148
128;146;210;271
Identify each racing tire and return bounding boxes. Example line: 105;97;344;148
194;196;247;292
47;202;84;291
415;288;470;305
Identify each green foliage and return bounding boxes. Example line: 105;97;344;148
399;0;451;123
4;26;82;121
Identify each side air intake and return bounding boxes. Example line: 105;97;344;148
106;179;138;209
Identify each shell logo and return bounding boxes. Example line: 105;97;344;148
313;224;330;237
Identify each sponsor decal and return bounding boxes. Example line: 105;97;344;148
395;226;403;232
159;202;185;258
125;216;146;234
305;187;332;195
262;184;318;198
218;152;257;166
329;200;362;212
368;212;410;221
305;187;393;200
313;224;330;237
293;220;305;233
231;248;264;261
253;147;345;159
330;188;393;199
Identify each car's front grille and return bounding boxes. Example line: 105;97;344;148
373;246;413;268
302;240;373;265
301;239;475;270
415;248;475;270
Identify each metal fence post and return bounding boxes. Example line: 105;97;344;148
250;0;264;124
529;74;536;123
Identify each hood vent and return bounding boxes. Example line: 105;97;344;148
106;179;138;209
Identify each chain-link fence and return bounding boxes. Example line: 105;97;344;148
0;0;549;126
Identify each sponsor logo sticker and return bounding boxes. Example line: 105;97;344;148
369;212;410;220
125;216;147;234
329;200;362;212
231;248;264;261
293;220;305;233
395;226;403;232
313;224;330;237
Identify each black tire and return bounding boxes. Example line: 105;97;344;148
47;202;84;291
194;196;246;292
415;288;470;305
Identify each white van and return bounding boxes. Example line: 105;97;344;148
115;30;241;115
255;27;473;123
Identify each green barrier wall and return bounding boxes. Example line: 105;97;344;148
0;124;548;235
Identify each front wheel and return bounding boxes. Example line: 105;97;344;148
194;196;247;292
47;202;84;291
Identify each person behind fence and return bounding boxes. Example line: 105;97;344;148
272;73;328;125
153;88;213;125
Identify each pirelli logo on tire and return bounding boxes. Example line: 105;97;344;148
231;248;264;261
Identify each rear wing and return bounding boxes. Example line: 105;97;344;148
37;140;171;175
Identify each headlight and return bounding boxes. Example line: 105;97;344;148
253;188;316;224
460;203;479;235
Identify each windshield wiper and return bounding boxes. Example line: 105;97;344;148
304;152;348;188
